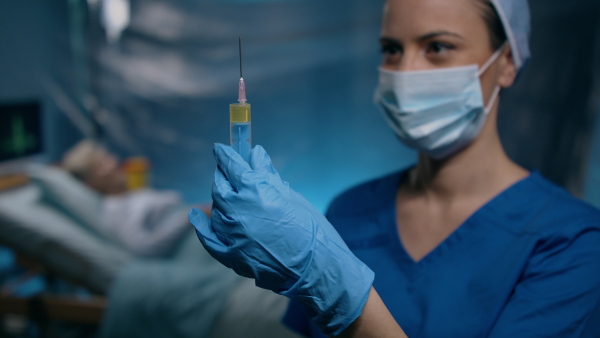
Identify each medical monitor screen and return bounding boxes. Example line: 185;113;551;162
0;101;43;163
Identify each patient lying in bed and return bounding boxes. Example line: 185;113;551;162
0;140;301;337
60;140;209;258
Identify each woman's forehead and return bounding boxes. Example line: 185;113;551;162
382;0;486;39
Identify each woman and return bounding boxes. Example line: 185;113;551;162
189;0;600;336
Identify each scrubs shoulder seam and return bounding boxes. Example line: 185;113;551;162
478;171;592;237
478;188;558;237
529;174;600;229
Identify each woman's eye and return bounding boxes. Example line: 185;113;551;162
426;42;454;55
381;44;402;55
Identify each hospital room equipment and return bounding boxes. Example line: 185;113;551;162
0;102;44;177
230;37;252;162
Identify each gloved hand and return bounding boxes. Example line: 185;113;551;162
188;144;374;336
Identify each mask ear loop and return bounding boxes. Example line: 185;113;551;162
478;43;508;115
477;42;508;77
484;86;501;115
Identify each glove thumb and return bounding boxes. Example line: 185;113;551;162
188;208;228;255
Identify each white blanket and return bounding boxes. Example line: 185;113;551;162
102;189;191;257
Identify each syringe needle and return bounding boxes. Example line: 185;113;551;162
238;37;246;103
239;36;243;79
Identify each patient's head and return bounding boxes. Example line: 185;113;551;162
62;140;127;195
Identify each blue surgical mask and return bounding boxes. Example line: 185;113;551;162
374;47;504;159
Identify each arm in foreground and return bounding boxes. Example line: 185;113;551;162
338;287;407;338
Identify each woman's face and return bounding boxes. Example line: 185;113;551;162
380;0;515;98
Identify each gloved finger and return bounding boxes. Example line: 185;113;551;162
213;164;235;196
212;166;238;217
213;143;252;192
188;208;229;255
249;145;282;183
209;206;238;246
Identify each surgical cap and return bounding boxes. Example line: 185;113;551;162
490;0;531;71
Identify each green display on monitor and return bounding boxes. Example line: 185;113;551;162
0;101;42;162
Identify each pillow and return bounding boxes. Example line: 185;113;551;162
26;165;109;240
0;184;133;293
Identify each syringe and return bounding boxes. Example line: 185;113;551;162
230;37;251;162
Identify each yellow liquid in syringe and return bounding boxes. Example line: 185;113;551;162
230;102;251;162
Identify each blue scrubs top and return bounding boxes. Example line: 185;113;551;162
283;170;600;337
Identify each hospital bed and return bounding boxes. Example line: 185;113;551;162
0;166;301;337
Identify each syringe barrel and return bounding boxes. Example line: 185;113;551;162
230;102;252;162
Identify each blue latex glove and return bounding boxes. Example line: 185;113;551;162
189;144;374;336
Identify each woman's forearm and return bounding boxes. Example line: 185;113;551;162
337;287;408;338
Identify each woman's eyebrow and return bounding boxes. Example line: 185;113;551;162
379;37;400;45
379;31;464;45
417;31;465;41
